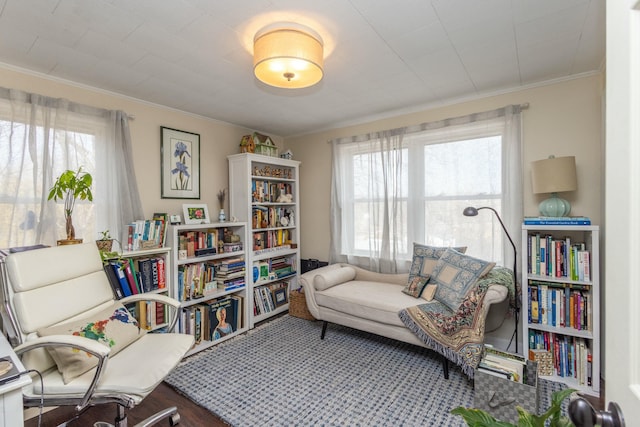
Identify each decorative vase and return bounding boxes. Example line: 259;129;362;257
219;209;226;222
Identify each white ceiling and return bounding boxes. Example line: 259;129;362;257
0;0;605;137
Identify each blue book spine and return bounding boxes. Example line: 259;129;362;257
112;262;132;297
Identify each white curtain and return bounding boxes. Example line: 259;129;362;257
0;87;144;248
329;105;523;274
330;129;406;272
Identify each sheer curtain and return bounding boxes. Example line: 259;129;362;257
0;87;144;248
330;105;523;274
330;129;406;272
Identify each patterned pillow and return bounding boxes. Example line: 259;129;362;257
37;301;146;384
402;276;429;298
431;248;495;311
408;243;467;284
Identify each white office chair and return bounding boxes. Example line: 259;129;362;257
1;243;194;427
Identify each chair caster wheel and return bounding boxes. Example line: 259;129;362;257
169;413;181;426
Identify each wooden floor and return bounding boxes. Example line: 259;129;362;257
25;378;605;427
24;382;228;427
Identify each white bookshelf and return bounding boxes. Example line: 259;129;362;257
228;153;301;328
168;222;249;356
521;224;600;396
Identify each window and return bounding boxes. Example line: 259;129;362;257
331;106;522;273
341;133;502;265
0;88;143;249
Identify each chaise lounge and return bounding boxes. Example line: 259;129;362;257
300;245;515;378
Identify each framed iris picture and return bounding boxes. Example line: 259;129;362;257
161;126;200;199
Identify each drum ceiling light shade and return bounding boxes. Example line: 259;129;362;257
253;23;324;89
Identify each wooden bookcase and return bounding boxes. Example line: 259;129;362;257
168;222;249;356
104;247;172;332
228;153;301;328
521;224;600;396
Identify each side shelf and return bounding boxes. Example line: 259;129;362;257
104;247;172;333
521;224;600;397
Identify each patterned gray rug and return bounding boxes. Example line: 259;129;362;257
165;315;565;426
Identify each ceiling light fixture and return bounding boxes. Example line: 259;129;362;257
253;23;324;89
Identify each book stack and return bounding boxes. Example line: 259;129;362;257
215;257;246;291
270;256;294;278
524;216;591;226
478;347;529;383
525;233;591;280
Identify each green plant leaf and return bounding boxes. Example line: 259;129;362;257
451;407;515;427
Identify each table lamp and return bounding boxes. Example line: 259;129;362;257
530;155;577;217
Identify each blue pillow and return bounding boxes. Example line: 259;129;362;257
408;243;467;284
431;248;495;311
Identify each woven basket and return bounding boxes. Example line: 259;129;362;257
289;289;315;320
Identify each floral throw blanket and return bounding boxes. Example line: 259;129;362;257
398;266;515;378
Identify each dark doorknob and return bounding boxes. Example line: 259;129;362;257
568;397;625;427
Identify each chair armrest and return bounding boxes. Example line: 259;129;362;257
14;334;111;411
120;293;181;332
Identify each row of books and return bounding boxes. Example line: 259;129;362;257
176;258;246;302
104;256;166;299
252;206;295;229
179;295;243;344
177;228;223;258
253;281;288;316
526;233;591;281
528;281;591;330
528;331;593;386
251;180;294;203
127;300;167;331
477;346;533;385
524;216;591;225
124;215;168;251
253;256;295;284
253;229;292;251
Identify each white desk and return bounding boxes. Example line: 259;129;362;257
0;334;30;427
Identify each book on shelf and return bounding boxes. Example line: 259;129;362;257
103;262;125;299
524;216;591;225
207;296;238;341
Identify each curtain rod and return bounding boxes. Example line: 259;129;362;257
329;103;529;144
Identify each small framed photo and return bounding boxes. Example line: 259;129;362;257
182;204;210;225
272;287;288;307
161;127;201;199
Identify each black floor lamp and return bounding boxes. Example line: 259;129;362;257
463;206;519;353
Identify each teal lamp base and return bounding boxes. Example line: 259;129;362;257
539;193;571;217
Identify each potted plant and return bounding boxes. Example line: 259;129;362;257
451;388;576;427
47;167;93;244
96;230;114;252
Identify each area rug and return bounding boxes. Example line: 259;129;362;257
165;315;566;426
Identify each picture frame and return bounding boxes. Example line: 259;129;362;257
161;126;200;199
182;204;210;225
272;287;288;307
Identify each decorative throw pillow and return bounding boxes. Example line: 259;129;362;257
37;301;145;384
431;248;495;311
313;266;356;291
407;243;467;284
421;284;438;301
401;276;429;298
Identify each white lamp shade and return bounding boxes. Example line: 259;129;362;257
531;156;577;194
254;25;324;89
